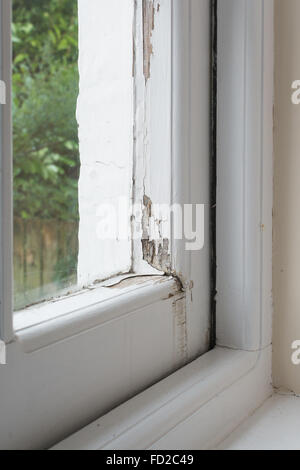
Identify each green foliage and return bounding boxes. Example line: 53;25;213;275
13;0;79;222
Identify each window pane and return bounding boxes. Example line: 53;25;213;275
13;0;79;310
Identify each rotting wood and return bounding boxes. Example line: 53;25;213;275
142;239;171;273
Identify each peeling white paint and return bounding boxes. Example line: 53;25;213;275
77;0;173;284
76;0;209;359
143;0;155;81
173;296;188;367
141;195;171;272
77;0;134;287
132;0;172;275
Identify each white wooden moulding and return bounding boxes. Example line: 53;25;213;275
216;0;273;352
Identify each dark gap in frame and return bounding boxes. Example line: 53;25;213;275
210;0;217;350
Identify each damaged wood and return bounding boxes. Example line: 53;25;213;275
143;0;155;81
142;194;172;273
142;194;152;240
142;238;171;273
173;296;188;366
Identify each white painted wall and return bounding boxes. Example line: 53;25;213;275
273;0;300;395
77;0;133;287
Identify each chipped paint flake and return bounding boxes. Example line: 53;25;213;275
142;239;171;273
143;0;155;81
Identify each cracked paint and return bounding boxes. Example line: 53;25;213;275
141;195;172;273
143;0;155;81
105;274;163;289
173;296;188;366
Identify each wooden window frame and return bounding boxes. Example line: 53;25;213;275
0;0;273;450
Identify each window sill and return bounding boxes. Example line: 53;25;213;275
52;346;272;450
14;275;179;353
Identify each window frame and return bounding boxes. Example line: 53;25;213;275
54;0;274;450
0;0;212;449
0;0;273;451
3;0;213;361
5;0;212;362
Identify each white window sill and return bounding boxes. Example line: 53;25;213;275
52;345;272;450
14;275;179;353
217;393;300;450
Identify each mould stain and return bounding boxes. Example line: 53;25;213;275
143;0;155;81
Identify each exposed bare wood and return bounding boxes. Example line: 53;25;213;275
143;0;155;81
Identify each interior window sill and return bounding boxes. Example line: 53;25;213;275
51;346;272;450
13;274;180;353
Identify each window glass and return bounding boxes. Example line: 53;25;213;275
13;0;79;310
